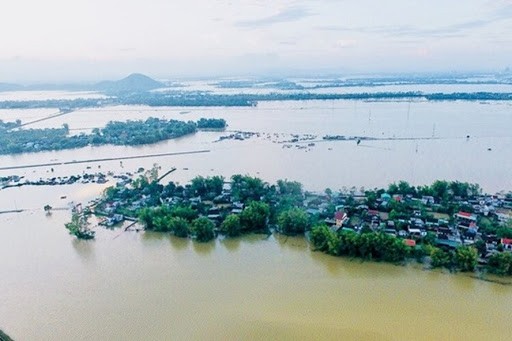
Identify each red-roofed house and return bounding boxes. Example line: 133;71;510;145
456;211;477;221
455;211;478;230
501;238;512;251
335;211;348;227
403;239;416;247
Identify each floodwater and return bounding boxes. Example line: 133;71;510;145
0;195;511;341
1;99;512;193
1;91;512;340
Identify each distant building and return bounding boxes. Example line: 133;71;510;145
334;211;349;227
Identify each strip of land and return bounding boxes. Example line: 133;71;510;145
0;149;210;171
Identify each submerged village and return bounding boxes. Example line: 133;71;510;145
60;165;512;278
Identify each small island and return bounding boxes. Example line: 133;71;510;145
68;168;512;278
0;117;226;155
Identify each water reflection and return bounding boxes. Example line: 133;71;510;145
169;235;190;251
309;250;344;276
71;238;95;263
450;273;476;291
274;234;308;252
239;233;271;245
141;231;168;242
220;237;241;252
192;240;215;255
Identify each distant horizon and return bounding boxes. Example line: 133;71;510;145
1;67;511;85
3;1;512;83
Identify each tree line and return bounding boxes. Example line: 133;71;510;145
0;117;226;155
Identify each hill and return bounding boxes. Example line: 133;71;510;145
94;73;164;93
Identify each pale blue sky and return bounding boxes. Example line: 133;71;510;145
1;0;511;81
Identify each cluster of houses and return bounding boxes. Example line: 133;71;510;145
94;174;512;259
304;190;512;256
1;172;112;189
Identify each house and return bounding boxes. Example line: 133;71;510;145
392;194;403;202
421;196;435;205
455;211;478;230
408;228;424;238
435;238;461;249
403;239;416;247
501;238;512;251
306;208;321;216
105;214;124;227
455;211;477;221
335;211;349;227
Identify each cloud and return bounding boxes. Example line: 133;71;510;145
235;6;313;28
335;39;357;48
318;22;482;39
317;7;512;40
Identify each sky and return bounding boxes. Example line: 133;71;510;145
0;0;511;82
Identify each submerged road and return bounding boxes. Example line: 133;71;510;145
12;109;76;130
0;149;210;171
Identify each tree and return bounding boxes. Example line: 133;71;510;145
453;246;478;272
397;180;416;196
240;201;270;233
231;174;267;202
309;224;333;252
153;215;172;232
191;217;215;242
496;226;512;239
474;239;487;256
65;212;95;240
169;217;190;238
278;208;309;235
421;232;437;246
487;252;512;275
431;180;450;201
428;246;451;268
220;214;242;237
138;207;155;230
478;217;498;235
170;205;198;221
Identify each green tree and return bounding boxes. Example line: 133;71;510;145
487;252;512;275
231;174;267;202
138;207;155;230
240;201;270;233
153;215;172;232
309;224;333;252
278;208;309;235
397;180;416;196
171;205;198;221
431;180;450;201
65;212;95;240
220;214;242;237
429;246;451;268
421;232;437;246
496;226;512;239
453;246;478;272
478;217;498;235
169;217;190;238
191;217;215;242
